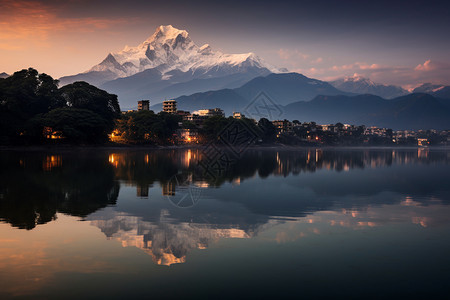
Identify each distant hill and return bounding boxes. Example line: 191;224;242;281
174;89;248;113
283;93;450;130
235;73;347;105
0;72;9;79
330;75;408;99
152;75;450;129
101;66;271;109
152;72;350;113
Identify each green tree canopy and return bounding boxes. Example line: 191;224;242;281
0;69;121;145
41;107;111;143
118;111;181;144
59;81;121;131
258;118;277;143
0;68;64;144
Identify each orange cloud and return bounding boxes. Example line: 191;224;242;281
0;0;130;49
415;59;435;71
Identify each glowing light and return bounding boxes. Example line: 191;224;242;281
108;154;119;168
42;156;62;171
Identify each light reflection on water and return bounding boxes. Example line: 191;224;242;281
0;148;450;299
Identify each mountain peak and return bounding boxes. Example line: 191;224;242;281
343;74;375;86
146;25;189;44
81;25;280;80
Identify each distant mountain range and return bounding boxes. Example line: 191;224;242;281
152;72;351;113
330;75;408;99
283;93;450;130
150;72;450;129
0;72;9;79
59;25;283;108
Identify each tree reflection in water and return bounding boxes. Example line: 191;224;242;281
1;148;449;265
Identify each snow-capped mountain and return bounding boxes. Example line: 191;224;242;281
413;83;450;99
413;83;446;94
90;25;277;78
59;25;282;107
330;74;408;99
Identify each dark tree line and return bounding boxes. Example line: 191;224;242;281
0;68;121;145
115;112;278;145
116;110;181;144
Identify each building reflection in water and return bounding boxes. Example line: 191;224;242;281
42;155;62;171
418;147;429;159
136;185;149;198
162;182;176;196
101;148;450;210
1;148;449;266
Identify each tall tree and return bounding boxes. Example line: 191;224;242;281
41;108;111;143
258;118;277;143
0;68;63;144
59;81;121;132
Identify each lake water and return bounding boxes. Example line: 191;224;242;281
1;148;450;299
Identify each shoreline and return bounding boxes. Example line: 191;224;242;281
1;143;449;152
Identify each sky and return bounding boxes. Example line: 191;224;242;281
1;0;450;88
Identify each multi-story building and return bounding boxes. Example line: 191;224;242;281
192;108;224;117
176;110;190;118
417;138;429;146
138;100;150;111
364;126;389;137
184;114;207;123
272;119;293;135
163;100;177;114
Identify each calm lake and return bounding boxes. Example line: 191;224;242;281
1;148;450;299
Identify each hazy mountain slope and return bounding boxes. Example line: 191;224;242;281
413;83;450;99
0;72;9;79
236;73;348;105
158;72;351;115
330;75;408;99
380;94;450;129
283;93;450;130
433;87;450;99
59;70;118;87
101;65;271;108
436;97;450;110
152;89;247;113
283;94;386;124
412;83;444;93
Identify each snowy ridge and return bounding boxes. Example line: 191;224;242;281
330;74;408;99
412;83;446;94
87;25;280;80
342;74;377;86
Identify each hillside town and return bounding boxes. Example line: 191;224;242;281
111;99;450;147
1;68;448;147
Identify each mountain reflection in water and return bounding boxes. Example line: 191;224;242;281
1;148;450;267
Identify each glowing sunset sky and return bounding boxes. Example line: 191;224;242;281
1;0;450;88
